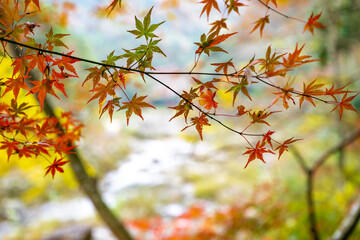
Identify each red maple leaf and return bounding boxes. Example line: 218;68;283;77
0;139;20;161
331;92;359;120
275;137;301;160
120;94;156;125
29;78;60;110
181;113;211;140
303;12;326;35
243;141;275;168
44;157;70;179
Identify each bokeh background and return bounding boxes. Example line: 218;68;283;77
1;0;360;239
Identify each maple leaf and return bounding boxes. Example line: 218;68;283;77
226;80;252;106
28;142;51;156
0;139;20;161
262;130;275;149
236;105;250;116
243;140;275;168
12;117;35;138
325;83;354;101
45;28;69;51
24;0;41;12
271;78;295;109
8;99;33;117
250;15;270;37
195;32;237;56
128;7;165;40
299;79;326;108
276;137;301;160
3;76;30;100
211;59;235;81
29;79;60;110
199;89;218;110
120;94;156;125
249;110;279;126
100;98;121;122
331;92;359;120
52;51;79;77
12;57;29;76
23;22;40;36
44;157;70;179
258;45;286;75
106;0;122;16
282;43;319;69
192;77;219;93
169;89;198;123
181;113;211;140
209;18;228;36
17;146;34;159
226;0;247;15
199;0;221;19
36;118;59;139
303;12;326;35
87;81;116;109
83;66;104;88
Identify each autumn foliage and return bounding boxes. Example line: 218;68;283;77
0;0;358;181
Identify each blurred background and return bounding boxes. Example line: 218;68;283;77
1;0;360;239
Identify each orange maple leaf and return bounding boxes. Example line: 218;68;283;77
106;0;122;16
250;15;269;37
44;157;70;179
0;139;20;161
243;141;275;168
24;0;40;12
299;79;325;108
275;137;301;160
181;113;211;140
199;0;221;19
282;43;319;69
29;79;60;110
331;92;359;120
199;89;218;110
303;12;326;35
120;94;156;125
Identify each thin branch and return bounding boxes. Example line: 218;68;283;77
1;38;333;106
290;146;309;173
255;76;329;104
290;147;319;239
0;37;233;77
145;73;263;137
312;128;360;172
330;194;360;240
2;37;265;138
257;0;306;23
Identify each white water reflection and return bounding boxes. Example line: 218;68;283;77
101;138;194;205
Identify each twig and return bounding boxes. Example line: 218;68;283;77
312;128;360;172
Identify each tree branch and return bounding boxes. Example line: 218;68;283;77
290;147;319;239
330;194;360;240
43;99;133;240
312;128;360;172
307;170;320;240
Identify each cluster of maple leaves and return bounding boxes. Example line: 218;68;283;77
0;0;359;178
